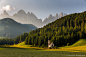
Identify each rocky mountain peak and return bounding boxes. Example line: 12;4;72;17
27;12;30;15
31;12;34;15
3;10;9;16
17;10;26;15
55;14;58;17
59;12;63;18
55;14;58;18
49;14;52;18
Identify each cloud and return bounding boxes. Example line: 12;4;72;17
0;5;15;11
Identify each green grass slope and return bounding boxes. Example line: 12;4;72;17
71;39;86;47
16;41;32;47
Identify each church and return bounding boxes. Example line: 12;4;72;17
48;38;54;48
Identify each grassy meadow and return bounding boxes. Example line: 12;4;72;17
0;39;86;57
0;46;86;57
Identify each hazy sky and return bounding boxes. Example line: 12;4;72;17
0;0;86;20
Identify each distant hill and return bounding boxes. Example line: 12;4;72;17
0;18;34;38
22;24;37;30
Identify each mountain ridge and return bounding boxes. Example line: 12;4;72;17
0;10;67;28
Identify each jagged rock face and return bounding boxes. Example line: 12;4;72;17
48;14;53;21
43;18;48;25
12;10;43;27
43;14;57;25
59;12;63;18
3;10;9;16
0;10;9;19
55;14;58;19
43;12;66;26
49;14;52;18
26;12;43;27
13;10;27;23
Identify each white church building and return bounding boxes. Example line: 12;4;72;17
48;38;54;48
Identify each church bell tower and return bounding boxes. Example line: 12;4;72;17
48;38;50;48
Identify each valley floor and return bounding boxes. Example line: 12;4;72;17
0;47;86;57
0;45;86;57
0;39;86;57
1;44;86;52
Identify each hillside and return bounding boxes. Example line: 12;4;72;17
24;11;86;47
22;24;37;30
71;39;86;47
0;18;32;38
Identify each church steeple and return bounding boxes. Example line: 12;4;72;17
48;37;50;48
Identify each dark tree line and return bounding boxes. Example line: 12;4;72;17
0;33;29;45
0;38;14;45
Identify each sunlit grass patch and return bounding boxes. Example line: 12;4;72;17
0;48;5;50
43;39;86;52
1;39;86;52
71;39;86;47
4;42;44;50
0;46;5;50
15;41;32;47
